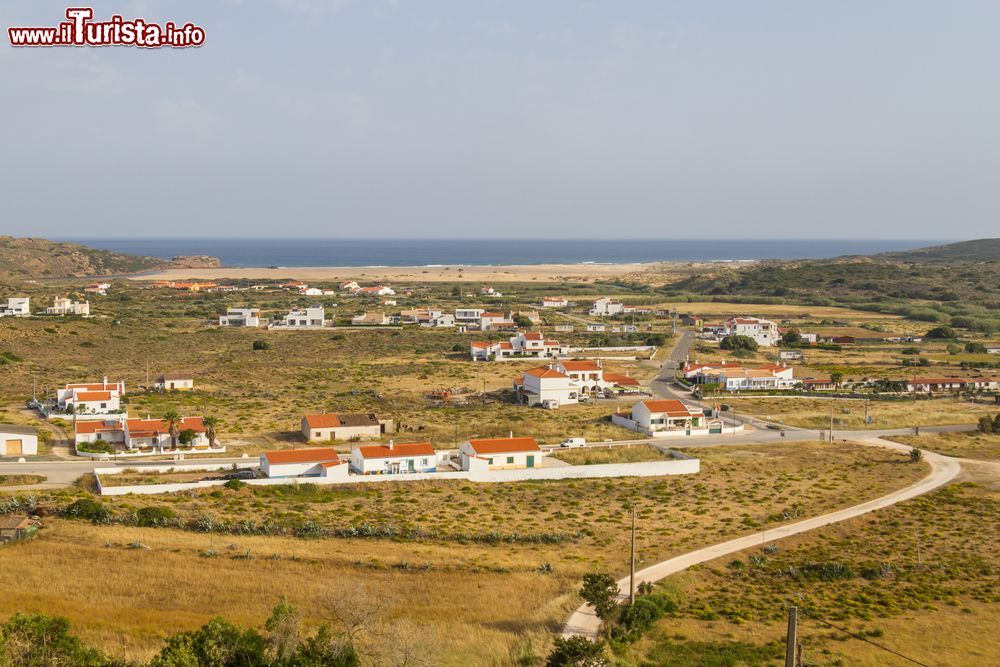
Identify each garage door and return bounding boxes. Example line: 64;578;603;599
4;439;22;456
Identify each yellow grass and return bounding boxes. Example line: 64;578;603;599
726;396;995;429
890;430;1000;461
0;441;929;664
548;444;670;465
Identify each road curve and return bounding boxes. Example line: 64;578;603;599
561;436;964;638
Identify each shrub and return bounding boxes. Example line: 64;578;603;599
909;447;923;463
925;326;956;340
966;342;988;354
545;636;608;667
62;498;111;524
76;441;114;454
223;479;246;491
0;613;108;667
252;339;271;351
720;335;758;352
580;572;620;623
135;506;177;527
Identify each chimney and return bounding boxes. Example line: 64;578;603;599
388;439;394;451
103;375;108;388
509;431;513;439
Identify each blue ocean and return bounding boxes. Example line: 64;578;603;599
63;238;945;268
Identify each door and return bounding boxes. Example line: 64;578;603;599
407;459;415;472
5;440;22;456
526;455;535;468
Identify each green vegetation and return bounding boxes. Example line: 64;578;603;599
0;474;45;486
549;444;671;465
0;235;168;278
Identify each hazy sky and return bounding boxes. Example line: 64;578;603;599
2;1;998;239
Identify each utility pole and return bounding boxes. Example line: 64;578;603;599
829;407;834;442
629;504;636;605
784;606;798;667
864;398;869;425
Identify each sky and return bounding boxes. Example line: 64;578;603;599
1;1;998;240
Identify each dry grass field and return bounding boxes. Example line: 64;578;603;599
724;396;994;430
0;441;928;664
548;444;671;465
619;482;1000;666
889;430;1000;462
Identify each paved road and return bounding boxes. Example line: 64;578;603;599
562;435;968;638
0;455;253;489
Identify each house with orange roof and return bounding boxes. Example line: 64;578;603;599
301;413;391;442
541;296;568;308
459;435;543;470
259;447;345;478
480;311;516;331
513;366;581;408
56;378;125;415
350;441;437;475
554;359;606;393
470;330;568;361
722;317;780;346
612;399;728;437
74;415;213;453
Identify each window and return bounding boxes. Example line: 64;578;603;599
315;431;321;438
100;403;107;408
506;456;514;464
420;458;428;466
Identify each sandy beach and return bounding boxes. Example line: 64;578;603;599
132;262;661;283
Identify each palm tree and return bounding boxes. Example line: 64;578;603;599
163;409;182;450
202;416;220;447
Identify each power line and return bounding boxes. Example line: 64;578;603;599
798;607;931;667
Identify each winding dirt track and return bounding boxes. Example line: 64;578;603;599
562;436;964;638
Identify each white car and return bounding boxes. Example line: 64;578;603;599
560;438;586;448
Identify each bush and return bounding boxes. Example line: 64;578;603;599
545;636;608;667
62;498;111;524
926;326;956;340
76;441;114;454
720;335;759;352
966;342;988;354
224;479;246;491
135;506;177;527
252;339;271;351
0;613;108;667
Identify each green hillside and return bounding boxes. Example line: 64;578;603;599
0;236;167;278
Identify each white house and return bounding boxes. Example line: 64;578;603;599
723;317;780;346
459;436;543;470
260;447;344;478
480;286;503;298
555;360;606;393
514;367;580;407
541;297;568;308
590;297;627;317
57;379;126;415
45;297;89;316
586;323;606;332
455;308;485;323
219;308;261;327
480;311;515;331
340;281;360;291
349;441;437;475
0;424;38;457
301;413;390;442
684;362;796;391
75;416;211;452
356;286;395;297
300;287;324;296
470;331;568;361
154;374;194;391
281;306;327;328
630;399;705;433
85;282;110;295
554;324;575;333
0;297;30;317
986;347;1000;355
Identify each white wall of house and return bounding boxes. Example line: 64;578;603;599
0;429;38;456
219;308;261;327
521;374;579;407
0;297;30;317
349;451;437;474
458;445;544;470
302;421;382;442
156;378;194;391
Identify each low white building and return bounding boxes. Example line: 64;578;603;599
219;308;261;327
460;436;543;470
301;413;390;442
356;286;395;297
541;297;568;308
586;323;606;332
350;441;437;475
555;360;606;393
470;331;567;361
154;374;194;391
0;297;30;317
45;297;89;316
630;399;705;433
282;306;327;328
554;324;575;333
260;447;345;478
481;286;503;298
0;424;38;457
340;281;360;291
75;416;211;452
57;379;126;415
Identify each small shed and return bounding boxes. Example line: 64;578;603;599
0;425;39;457
0;516;36;544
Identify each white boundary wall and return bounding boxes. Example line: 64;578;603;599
94;455;699;496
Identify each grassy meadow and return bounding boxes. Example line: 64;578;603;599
618;482;1000;666
0;441;929;664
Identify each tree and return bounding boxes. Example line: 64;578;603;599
719;335;758;352
202;416;220;447
781;329;801;345
545;636;608;667
150;617;268;667
513;314;534;329
925;326;956;340
909;447;923;463
252;339;271;351
265;598;302;663
163;409;182;450
966;342;988;354
0;613;110;667
579;573;620;624
178;429;197;447
829;371;844;387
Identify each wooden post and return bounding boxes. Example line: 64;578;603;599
784;606;798;667
629;504;636;605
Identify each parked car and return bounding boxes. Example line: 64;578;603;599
560;437;586;448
